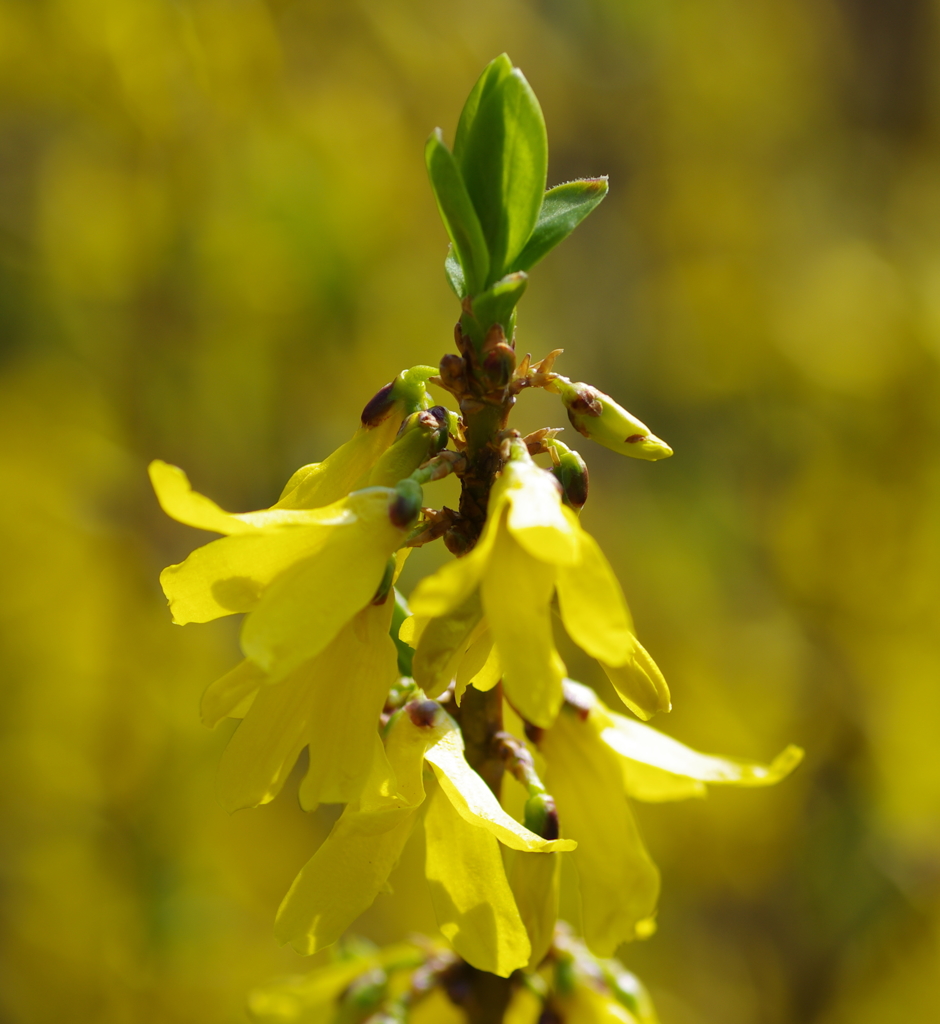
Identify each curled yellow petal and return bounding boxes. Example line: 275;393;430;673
424;783;531;977
542;704;660;956
602;713;804;789
200;658;266;727
500;457;579;566
509;849;560;970
454;627;501;704
424;725;575;853
412;592;484;698
599;636;671;721
481;522;565;728
556;524;635;666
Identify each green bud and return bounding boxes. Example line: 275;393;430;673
368;408;448;487
549;376;673;461
335;968;388;1022
523;791;560;840
388;478;423;529
360;365;437;427
547;438;589;511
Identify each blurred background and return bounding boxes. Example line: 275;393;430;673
2;1;939;1021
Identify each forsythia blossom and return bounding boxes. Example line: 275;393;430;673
274;699;574;977
405;440;670;727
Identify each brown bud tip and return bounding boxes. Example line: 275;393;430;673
569;391;603;417
360;381;395;426
406;699;440;728
625;434;645;444
389;479;422;529
482;342;516;390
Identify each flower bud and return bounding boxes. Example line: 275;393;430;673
549;376;672;461
388;478;423;529
523;791;560;841
548;439;589;512
368;409;448;487
360;365;437;427
482;341;517;390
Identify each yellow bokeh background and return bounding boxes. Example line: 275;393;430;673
2;2;939;1022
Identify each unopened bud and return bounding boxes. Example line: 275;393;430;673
369;410;448;487
482;341;516;390
548;439;589;512
360;365;437;427
388;478;423;529
549;377;672;461
439;352;467;393
523;792;560;841
406;699;441;728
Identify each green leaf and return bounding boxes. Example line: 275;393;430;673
453;53;514;163
471;272;528;336
444;244;465;298
456;63;548;283
514;178;609;272
425;129;490;296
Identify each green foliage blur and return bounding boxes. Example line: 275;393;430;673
1;2;938;1022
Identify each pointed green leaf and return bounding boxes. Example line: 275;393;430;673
514;178;609;272
457;66;548;282
453;53;514;162
425;129;490;295
471;272;528;337
444;244;465;298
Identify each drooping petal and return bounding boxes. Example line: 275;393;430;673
556;523;635;666
274;704;447;955
500;458;579;566
509;849;560;970
424;724;574;853
241;489;404;677
541;705;660;956
274;803;420;955
601;712;804;789
275;408;404;510
200;659;266;727
150;460;355;532
617;761;707;803
481;523;565;728
216;603;398;812
424;783;531;977
159;496;362;624
412;592;484;698
454;626;501;704
299;603;400;808
407;547;487;619
598;636;671;721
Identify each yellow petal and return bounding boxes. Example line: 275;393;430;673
504;986;544;1024
481;523;565;728
602;713;804;789
599;636;671;721
454;626;501;704
299;603;400;809
407;549;486;620
500;458;579;566
618;760;707;802
424;725;575;853
412;592;484;698
200;659;266;727
541;705;660;956
423;783;531;977
274;803;419;955
275;415;403;510
241;490;403;677
509;850;560;970
559;986;639;1023
556;524;635;666
216;603;398;813
160;524;334;624
409;987;467;1024
274;704;446;955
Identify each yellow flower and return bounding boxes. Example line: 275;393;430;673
200;597;400;813
274;699;575;977
406;441;670;727
539;679;803;956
